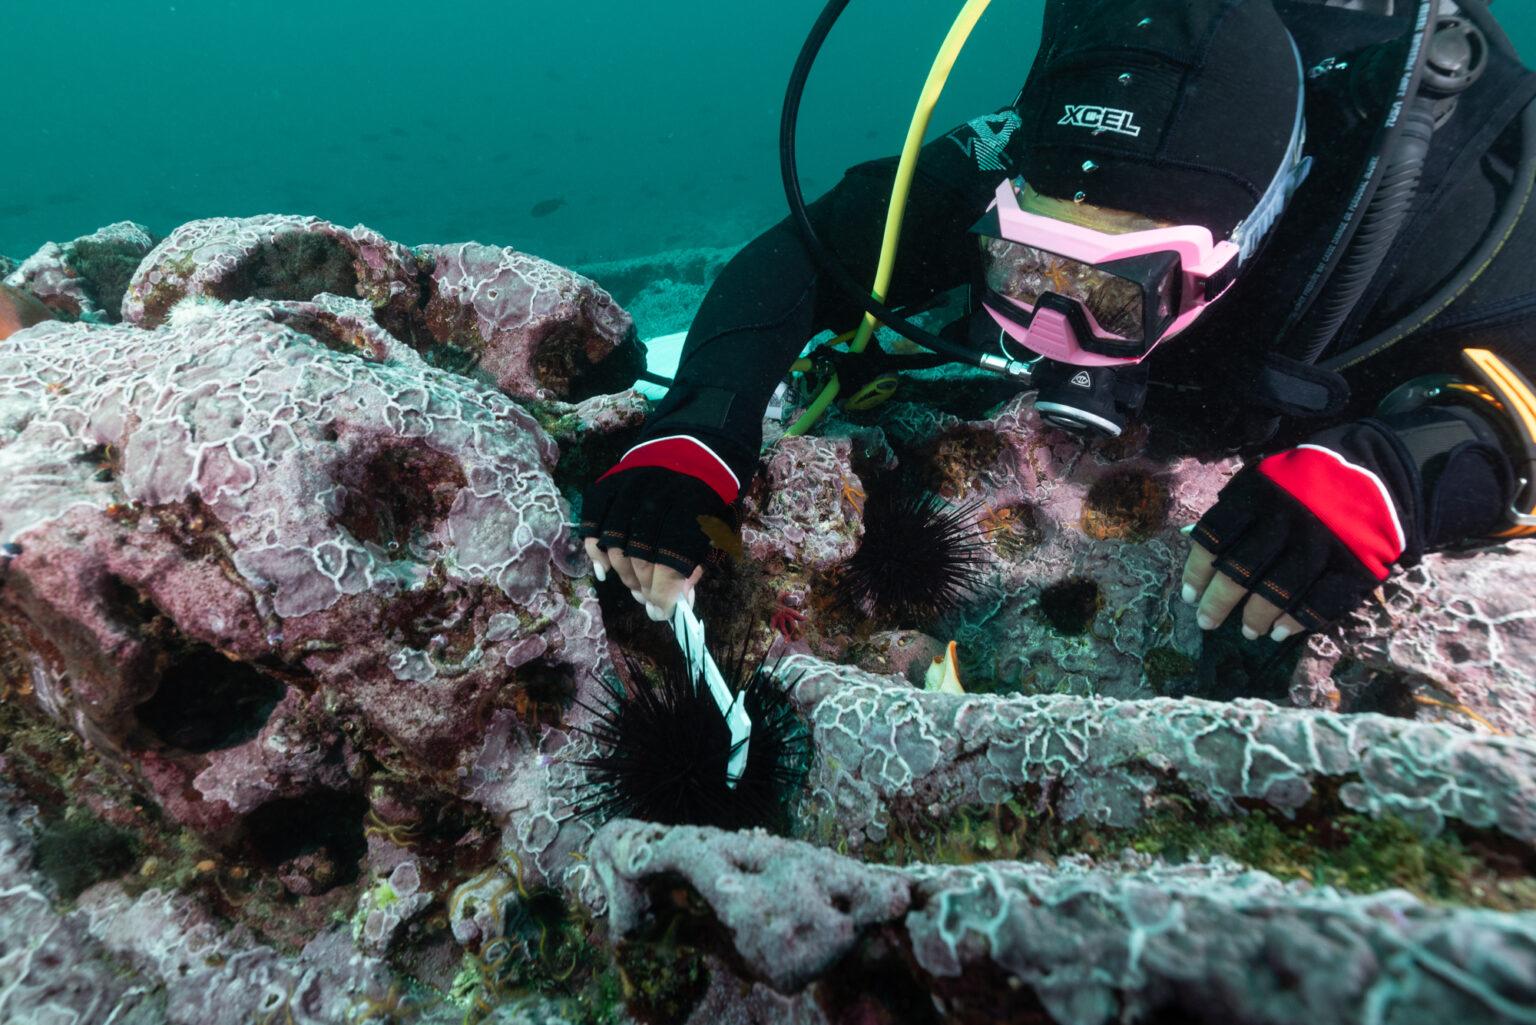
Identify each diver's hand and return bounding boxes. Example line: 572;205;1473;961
1179;421;1428;641
579;436;742;621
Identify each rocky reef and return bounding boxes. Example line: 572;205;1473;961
0;217;1531;1025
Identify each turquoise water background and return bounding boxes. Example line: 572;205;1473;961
3;1;1532;268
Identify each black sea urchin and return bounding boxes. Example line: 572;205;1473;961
573;643;810;834
835;486;989;628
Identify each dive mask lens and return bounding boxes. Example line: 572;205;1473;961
979;236;1177;344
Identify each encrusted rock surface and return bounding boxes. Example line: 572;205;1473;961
1292;547;1536;738
422;241;639;402
0;295;609;826
742;434;867;572
783;653;1536;849
2;222;1533;1025
906;395;1229;699
768;386;1535;734
121;214;422;332
589;819;1536;1025
4;221;158;322
0;781;392;1025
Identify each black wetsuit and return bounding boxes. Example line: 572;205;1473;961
638;0;1536;525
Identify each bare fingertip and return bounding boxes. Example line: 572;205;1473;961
1197;613;1217;631
1241;624;1260;641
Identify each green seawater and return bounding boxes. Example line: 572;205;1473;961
6;1;1529;269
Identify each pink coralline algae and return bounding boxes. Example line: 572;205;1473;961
0;295;610;822
4;221;158;322
0;779;392;1025
741;434;867;572
761;393;1232;698
1291;544;1536;738
2;228;1534;1025
121;214;422;332
421;241;639;402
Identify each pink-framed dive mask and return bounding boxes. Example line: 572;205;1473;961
972;38;1312;368
972;184;1243;366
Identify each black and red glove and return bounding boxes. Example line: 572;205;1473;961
1188;406;1514;635
579;433;746;578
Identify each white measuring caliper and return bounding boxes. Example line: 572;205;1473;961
670;600;752;788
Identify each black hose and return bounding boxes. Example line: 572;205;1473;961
779;0;989;369
1278;0;1441;356
1294;99;1439;363
1323;94;1536;371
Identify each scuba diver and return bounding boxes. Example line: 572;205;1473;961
581;0;1536;649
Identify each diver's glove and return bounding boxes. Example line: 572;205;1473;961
1191;410;1514;632
579;434;747;578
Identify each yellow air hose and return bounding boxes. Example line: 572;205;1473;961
787;0;994;437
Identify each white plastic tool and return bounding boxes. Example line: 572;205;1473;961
670;600;752;788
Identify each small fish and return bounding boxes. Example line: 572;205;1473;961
0;284;56;341
529;197;567;218
696;514;743;560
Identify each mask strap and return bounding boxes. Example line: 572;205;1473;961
1231;33;1314;265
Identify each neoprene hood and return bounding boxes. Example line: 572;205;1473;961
1016;0;1304;237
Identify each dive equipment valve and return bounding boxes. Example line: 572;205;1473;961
1377;348;1536;536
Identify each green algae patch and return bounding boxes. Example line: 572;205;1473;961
1122;804;1536;910
1142;645;1197;691
870;787;1536;912
34;812;141;899
447;885;637;1025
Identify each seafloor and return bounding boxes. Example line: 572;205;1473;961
0;216;1532;1025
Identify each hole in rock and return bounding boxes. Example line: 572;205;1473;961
520;663;579;722
616;873;722;1025
244;790;368;886
267;307;375;359
1081;467;1170;541
535;321;646;402
982;502;1044;558
422;341;485;376
135;645;286;753
75;443;120;483
73;236;153;321
915;427;1008;500
1038;577;1102;636
335;443;466;552
817;936;945;1025
212;231;359;305
101;575;158;630
1342;669;1420;720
